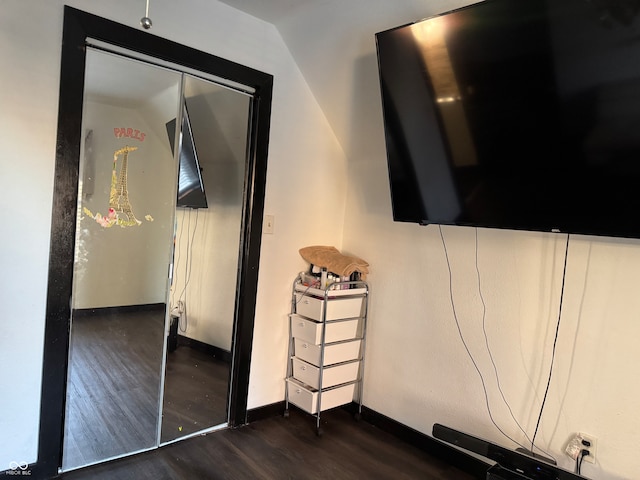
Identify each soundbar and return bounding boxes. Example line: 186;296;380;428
433;424;587;480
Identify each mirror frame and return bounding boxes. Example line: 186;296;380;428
37;6;272;478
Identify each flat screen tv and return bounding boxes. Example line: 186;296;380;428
375;0;640;238
166;103;208;209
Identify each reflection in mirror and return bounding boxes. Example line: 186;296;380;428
62;48;181;471
161;74;251;443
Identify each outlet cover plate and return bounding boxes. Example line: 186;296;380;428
579;432;597;464
264;215;274;234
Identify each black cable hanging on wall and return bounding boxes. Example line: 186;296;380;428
473;228;554;461
439;225;568;462
530;233;571;452
438;225;530;451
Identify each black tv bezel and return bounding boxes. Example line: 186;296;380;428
375;0;640;239
166;103;209;210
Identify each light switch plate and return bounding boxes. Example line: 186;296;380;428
264;215;274;234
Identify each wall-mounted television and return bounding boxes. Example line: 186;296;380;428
166;104;208;209
375;0;640;238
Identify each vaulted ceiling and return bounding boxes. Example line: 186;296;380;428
216;0;323;26
215;0;478;159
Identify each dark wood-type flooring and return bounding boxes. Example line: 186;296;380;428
161;345;229;442
63;309;165;470
59;407;477;480
63;309;230;471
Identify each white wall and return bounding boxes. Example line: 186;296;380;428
346;218;640;480
171;206;239;350
171;180;243;351
0;0;346;470
169;83;250;350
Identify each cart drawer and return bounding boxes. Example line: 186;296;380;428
296;294;363;321
290;314;358;344
291;357;359;389
294;338;361;367
286;378;355;414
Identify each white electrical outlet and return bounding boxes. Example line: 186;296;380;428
579;432;597;464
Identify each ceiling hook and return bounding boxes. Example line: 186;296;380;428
140;0;152;29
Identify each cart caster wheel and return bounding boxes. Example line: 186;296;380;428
354;412;361;422
283;410;289;418
316;427;323;437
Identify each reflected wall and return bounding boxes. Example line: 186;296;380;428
171;76;251;350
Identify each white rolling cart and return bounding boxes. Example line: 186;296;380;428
284;273;368;435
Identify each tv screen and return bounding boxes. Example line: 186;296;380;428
166;104;208;209
376;0;640;238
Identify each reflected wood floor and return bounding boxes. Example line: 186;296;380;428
63;309;230;471
59;407;477;480
63;309;165;470
161;345;229;442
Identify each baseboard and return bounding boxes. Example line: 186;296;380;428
246;400;489;478
176;335;232;363
246;401;286;423
73;303;165;317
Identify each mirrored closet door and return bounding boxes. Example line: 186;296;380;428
161;74;251;444
62;46;251;471
40;9;272;478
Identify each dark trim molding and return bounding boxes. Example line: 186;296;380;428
39;6;272;480
246;401;287;423
227;76;272;428
176;335;233;363
72;303;165;318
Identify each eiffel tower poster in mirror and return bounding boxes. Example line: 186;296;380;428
39;7;272;479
